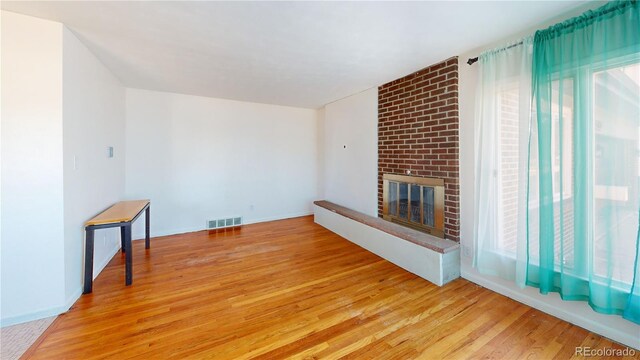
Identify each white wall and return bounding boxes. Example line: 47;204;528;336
125;88;318;238
1;11;66;325
316;107;326;200
0;12;127;326
62;28;126;304
322;88;378;216
457;2;639;349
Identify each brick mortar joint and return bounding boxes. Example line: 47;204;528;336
377;57;460;242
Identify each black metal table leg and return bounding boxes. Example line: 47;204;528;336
145;206;150;249
121;226;126;253
83;202;150;293
124;224;133;286
83;227;95;294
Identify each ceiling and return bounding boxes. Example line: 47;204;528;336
2;1;588;109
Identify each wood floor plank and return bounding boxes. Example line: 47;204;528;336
22;216;637;359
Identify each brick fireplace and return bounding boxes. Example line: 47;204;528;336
378;57;460;242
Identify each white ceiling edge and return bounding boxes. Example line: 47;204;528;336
1;1;592;109
457;1;608;62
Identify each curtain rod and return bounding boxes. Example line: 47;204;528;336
467;41;524;65
467;1;633;66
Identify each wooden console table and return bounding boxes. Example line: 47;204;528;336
84;200;150;294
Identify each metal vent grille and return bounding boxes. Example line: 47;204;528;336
207;216;243;230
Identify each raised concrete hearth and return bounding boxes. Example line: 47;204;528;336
314;200;460;286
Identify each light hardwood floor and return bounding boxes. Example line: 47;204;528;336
24;216;636;359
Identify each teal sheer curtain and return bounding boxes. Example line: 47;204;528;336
529;0;640;323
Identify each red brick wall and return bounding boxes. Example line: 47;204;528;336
378;57;460;241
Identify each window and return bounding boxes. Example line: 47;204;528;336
491;59;639;289
496;84;523;255
526;59;640;287
592;61;640;286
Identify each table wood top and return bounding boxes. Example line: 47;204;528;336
85;200;149;226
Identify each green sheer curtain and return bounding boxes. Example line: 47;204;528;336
529;0;640;323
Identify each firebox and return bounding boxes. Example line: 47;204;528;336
382;174;445;238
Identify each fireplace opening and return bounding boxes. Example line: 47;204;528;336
382;174;445;238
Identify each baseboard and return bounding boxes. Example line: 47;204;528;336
131;211;314;240
1;212;314;327
1;243;121;328
93;242;120;279
132;225;203;240
461;264;640;350
64;287;83;311
243;211;314;225
0;306;67;328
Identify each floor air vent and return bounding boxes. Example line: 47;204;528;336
207;216;242;229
